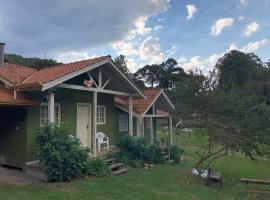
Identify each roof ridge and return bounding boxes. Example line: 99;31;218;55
19;70;39;85
36;55;112;72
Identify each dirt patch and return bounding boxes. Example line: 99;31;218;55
0;166;42;186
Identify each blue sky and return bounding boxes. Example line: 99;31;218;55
1;0;269;73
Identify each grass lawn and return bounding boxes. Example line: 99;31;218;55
0;130;269;200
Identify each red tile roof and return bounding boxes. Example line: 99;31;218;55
114;88;162;115
17;55;111;88
0;84;37;106
0;56;111;89
0;63;37;85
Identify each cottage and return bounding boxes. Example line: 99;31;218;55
0;43;175;169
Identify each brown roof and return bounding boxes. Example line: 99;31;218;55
0;84;37;106
114;88;162;115
0;63;37;85
0;56;111;89
17;55;111;88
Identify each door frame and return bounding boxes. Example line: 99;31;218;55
76;103;92;147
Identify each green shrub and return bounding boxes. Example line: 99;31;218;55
116;136;165;165
36;124;90;182
143;144;164;164
116;136;145;159
83;158;110;177
169;145;184;163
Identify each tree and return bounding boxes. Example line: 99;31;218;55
114;55;129;75
134;64;164;88
173;52;270;168
215;50;263;91
114;55;145;89
4;54;61;69
134;58;186;90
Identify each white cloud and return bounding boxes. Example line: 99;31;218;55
166;45;176;57
153;25;162;31
0;0;170;55
210;18;234;36
240;39;269;53
227;44;239;51
186;4;198;20
179;54;220;74
56;50;93;63
238;16;245;21
238;0;248;8
157;17;165;22
243;22;259;36
138;36;164;64
134;16;152;35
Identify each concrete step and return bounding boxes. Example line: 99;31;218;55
112;168;129;176
109;163;123;170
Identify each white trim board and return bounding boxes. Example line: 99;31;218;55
58;83;139;97
40;58;146;100
142;89;175;117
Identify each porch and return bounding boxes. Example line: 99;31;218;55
44;63;145;157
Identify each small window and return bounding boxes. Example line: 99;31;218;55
40;103;61;126
119;114;128;132
97;105;106;125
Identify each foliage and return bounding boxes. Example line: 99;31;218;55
83;158;110;177
169;145;184;163
173;51;270;167
4;54;61;69
114;55;129;75
134;58;186;90
143;144;164;164
114;54;145;89
36;124;90;182
116;136;165;165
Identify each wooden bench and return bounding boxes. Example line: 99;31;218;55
240;178;270;194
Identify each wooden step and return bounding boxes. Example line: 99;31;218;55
109;163;123;170
163;155;169;160
112;168;129;176
103;158;117;164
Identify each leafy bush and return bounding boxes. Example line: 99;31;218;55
36;124;90;182
83;158;110;177
116;136;164;166
169;145;184;163
143;144;164;164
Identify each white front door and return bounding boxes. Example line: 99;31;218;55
77;103;91;147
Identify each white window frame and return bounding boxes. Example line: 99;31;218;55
40;103;61;126
96;105;106;125
119;114;128;132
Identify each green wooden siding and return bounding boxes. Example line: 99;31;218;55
25;89;121;163
0;107;27;169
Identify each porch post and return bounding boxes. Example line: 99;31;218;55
128;96;133;136
136;117;140;137
92;91;97;157
48;90;55;123
141;118;144;137
150;117;153;144
169;116;173;146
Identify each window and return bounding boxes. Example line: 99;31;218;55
97;105;106;124
40;103;61;126
119;114;128;132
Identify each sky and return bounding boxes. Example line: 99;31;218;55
0;0;270;73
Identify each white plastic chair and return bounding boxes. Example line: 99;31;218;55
96;132;109;152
